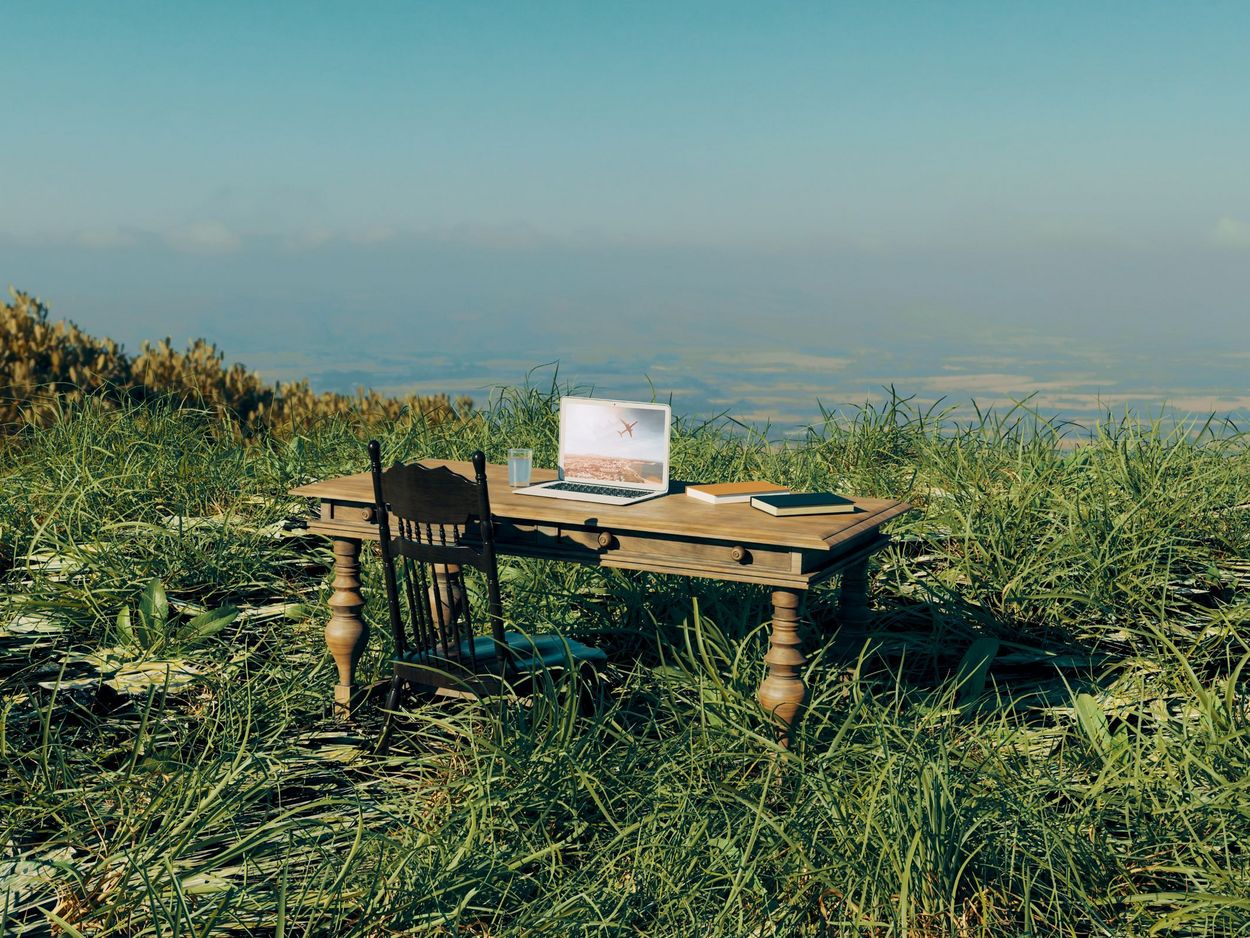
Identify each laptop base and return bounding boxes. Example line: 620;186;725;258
514;482;666;506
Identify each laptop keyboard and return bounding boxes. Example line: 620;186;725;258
544;481;648;499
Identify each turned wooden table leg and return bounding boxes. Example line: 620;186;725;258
325;537;368;718
837;560;871;630
758;588;807;747
429;564;466;658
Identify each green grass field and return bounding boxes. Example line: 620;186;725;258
2;385;1249;936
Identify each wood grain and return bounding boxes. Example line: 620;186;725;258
292;460;909;552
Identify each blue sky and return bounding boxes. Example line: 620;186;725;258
4;2;1249;423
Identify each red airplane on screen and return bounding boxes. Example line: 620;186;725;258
617;419;637;437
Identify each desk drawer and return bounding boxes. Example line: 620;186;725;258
495;521;793;575
608;531;792;574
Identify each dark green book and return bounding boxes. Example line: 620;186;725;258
750;492;857;517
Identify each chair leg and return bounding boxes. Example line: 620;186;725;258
376;674;405;754
576;662;603;717
385;673;405;712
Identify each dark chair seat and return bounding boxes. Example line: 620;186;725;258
400;631;607;670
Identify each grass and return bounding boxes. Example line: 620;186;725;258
2;383;1249;935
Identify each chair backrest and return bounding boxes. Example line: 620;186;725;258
368;443;506;671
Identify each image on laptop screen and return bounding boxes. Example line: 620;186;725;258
561;399;668;486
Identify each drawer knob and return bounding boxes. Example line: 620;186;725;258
597;531;617;549
358;507;377;523
730;545;751;564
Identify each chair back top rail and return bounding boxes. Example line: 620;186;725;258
380;460;483;526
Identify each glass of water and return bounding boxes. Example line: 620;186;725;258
507;448;533;487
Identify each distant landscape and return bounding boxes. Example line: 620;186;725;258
564;454;665;484
9;234;1249;432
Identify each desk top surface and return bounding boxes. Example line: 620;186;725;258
292;459;910;553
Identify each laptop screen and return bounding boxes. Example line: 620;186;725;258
559;398;671;488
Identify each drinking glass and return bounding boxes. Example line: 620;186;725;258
507;448;533;487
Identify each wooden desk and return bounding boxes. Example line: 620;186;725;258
292;461;909;739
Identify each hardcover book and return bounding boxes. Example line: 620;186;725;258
750;492;858;517
685;481;789;504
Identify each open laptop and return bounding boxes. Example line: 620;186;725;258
515;397;672;506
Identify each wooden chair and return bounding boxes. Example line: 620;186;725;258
367;442;606;729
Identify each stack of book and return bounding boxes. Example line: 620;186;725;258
684;481;789;504
686;482;858;516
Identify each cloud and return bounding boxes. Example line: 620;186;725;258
346;225;398;245
431;223;552;250
164;220;241;255
686;351;854;373
1165;394;1250;413
1210;217;1250;250
76;227;136;249
283;227;334;252
914;372;1037;394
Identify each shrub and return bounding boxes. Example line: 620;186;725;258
0;288;472;431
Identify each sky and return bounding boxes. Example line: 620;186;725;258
4;1;1249;426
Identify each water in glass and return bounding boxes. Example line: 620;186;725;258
507;448;532;487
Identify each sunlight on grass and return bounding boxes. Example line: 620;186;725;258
2;386;1248;935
